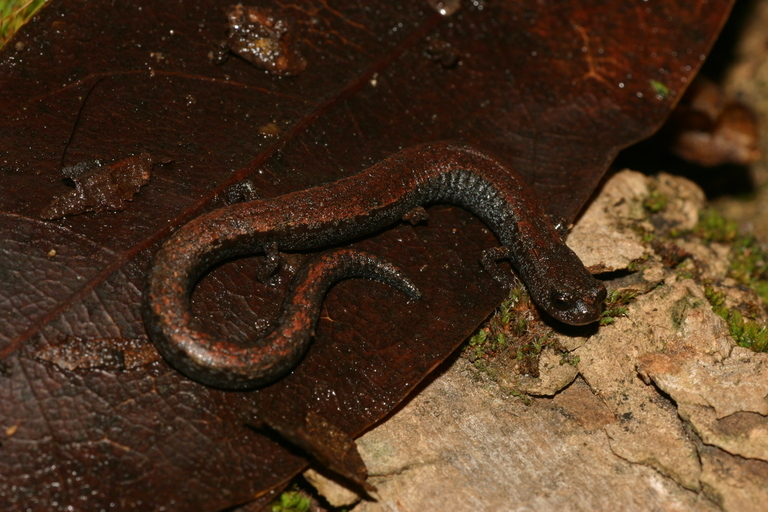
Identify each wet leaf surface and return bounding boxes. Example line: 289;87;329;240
0;0;733;510
40;153;153;219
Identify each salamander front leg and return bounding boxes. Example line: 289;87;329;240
402;206;429;225
480;246;519;287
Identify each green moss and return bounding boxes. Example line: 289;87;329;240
674;260;697;281
722;309;768;352
600;289;638;325
628;192;768;353
670;294;705;329
731;313;768;352
755;281;768;306
703;284;727;317
468;317;512;365
694;209;738;244
667;227;683;239
506;388;532;405
270;490;311;512
704;284;768;352
560;353;580;366
729;235;768;288
465;286;555;379
627;254;652;272
632;224;657;244
467;287;527;366
515;334;548;361
681;208;768;353
643;189;669;214
650;79;671;99
0;0;49;45
692;210;768;352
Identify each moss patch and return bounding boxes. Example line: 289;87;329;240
600;289;638;326
691;210;768;352
704;284;768;352
269;488;312;512
1;0;49;46
464;286;554;382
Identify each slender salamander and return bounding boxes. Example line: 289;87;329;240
143;141;606;389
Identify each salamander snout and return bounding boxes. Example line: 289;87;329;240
547;281;607;326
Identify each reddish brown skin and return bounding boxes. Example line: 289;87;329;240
143;142;606;389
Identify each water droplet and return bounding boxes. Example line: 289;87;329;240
428;0;461;16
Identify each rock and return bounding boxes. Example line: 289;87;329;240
354;362;718;512
567;170;649;273
302;468;361;508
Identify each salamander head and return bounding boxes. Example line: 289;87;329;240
544;281;607;325
513;235;607;326
513;248;605;326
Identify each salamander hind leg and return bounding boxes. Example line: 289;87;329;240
402;206;429;225
255;241;282;283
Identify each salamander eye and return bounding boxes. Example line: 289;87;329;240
550;290;575;311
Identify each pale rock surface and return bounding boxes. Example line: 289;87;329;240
302;469;361;508
355;366;716;512
568;170;649;273
498;346;578;396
